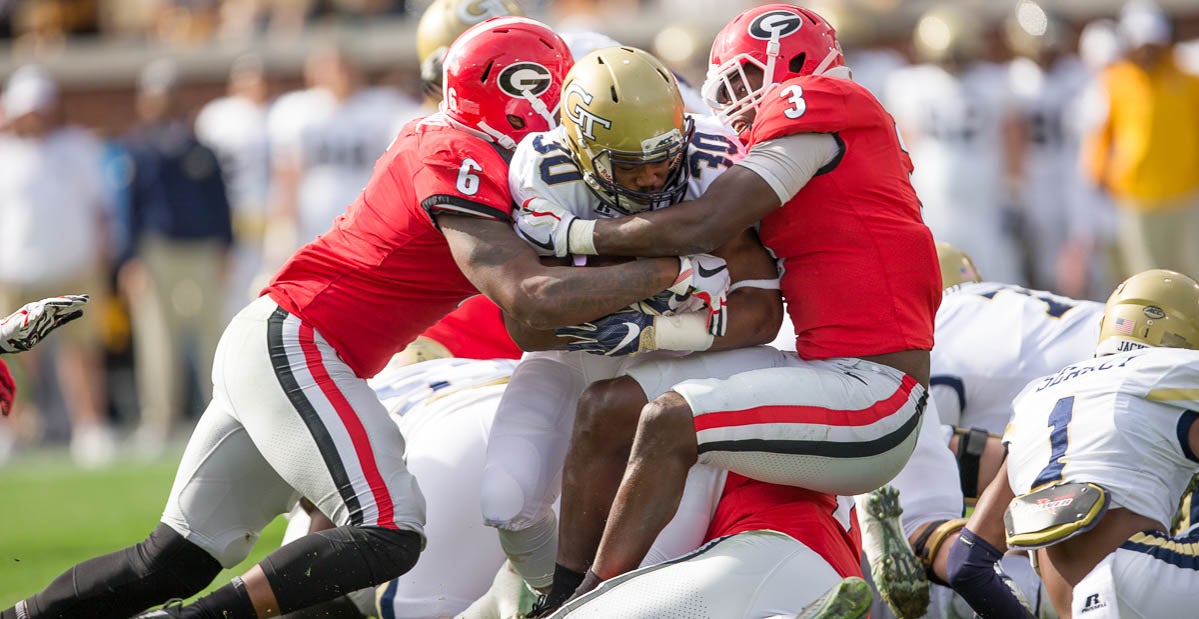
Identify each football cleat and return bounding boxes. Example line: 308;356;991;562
795;576;873;619
857;485;930;618
132;598;185;617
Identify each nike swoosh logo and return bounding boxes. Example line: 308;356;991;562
612;322;641;353
696;263;727;279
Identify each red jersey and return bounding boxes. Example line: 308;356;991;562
419;295;522;361
705;473;862;579
747;75;940;360
264;114;515;378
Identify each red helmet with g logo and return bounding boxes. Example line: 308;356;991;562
442;16;573;150
701;4;844;127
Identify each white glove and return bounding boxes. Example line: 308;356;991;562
668;255;730;336
514;197;595;258
0;294;90;353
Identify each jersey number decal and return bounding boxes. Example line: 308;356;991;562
780;85;806;119
1032;396;1075;488
688;132;738;176
532;134;583;186
456;158;483;195
978;286;1078;319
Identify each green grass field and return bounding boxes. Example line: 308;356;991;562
0;447;286;610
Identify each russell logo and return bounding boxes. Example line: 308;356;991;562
748;10;804;41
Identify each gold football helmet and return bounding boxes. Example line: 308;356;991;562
935;242;983;289
416;0;522;98
914;4;986;66
560;46;693;214
1096;269;1199;356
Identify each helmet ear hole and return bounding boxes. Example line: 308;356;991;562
507;114;525;130
789;52;807;74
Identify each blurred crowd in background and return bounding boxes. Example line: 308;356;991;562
1;0;1198;468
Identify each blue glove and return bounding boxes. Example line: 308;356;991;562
633;288;693;316
556;311;653;356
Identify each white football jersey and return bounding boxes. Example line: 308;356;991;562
931;282;1104;434
1005;347;1199;528
195;95;271;216
510;114;743;255
267;86;420;244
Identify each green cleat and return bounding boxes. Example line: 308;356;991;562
796;576;873;619
857;485;930;618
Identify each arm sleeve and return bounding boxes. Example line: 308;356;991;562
733;132;841;204
946;528;1035;619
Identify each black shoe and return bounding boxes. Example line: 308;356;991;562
133;598;185;618
525;593;562;618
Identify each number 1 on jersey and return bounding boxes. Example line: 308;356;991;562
780;85;806;119
1032;396;1075;488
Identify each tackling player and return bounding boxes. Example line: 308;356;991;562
528;5;940;609
948;269;1199;618
3;18;727;619
480;46;782;602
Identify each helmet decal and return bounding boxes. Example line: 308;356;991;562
457;0;511;22
498;62;553;98
748;10;804;41
563;82;613;140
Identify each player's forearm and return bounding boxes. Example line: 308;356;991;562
591;167;774;257
706;288;782;351
503;312;567;352
511;258;679;330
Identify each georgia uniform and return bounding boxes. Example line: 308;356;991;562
625;73;940;495
161;112;518;568
549;473;862;618
1005;347;1199;618
480;115;743;579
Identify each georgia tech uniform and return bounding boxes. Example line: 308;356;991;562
478;115;740;568
1005;347;1199;618
932;282;1103;434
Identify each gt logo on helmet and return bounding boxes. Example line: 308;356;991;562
457;0;511;22
498;62;553;98
748;10;803;41
563;82;613;140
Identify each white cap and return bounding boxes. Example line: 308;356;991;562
3;65;58;119
1119;0;1171;48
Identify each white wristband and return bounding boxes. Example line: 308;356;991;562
567;218;598;255
652;312;715;352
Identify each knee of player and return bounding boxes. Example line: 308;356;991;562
634;392;697;462
480;464;530;527
574;377;645;447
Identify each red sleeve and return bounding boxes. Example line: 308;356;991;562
420;295;523;360
749;75;863;143
0;358;14;416
410;132;515;224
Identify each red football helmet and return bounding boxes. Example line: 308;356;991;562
701;4;845;128
442;16;573;150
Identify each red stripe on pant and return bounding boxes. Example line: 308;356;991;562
298;322;398;529
693;374;919;432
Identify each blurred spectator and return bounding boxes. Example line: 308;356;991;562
260;43;418;275
1081;0;1199;280
1005;3;1090;292
886;3;1025;284
0;65;115;467
194;54;272;317
118;58;232;455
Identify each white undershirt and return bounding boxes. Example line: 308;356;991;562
734;132;841;203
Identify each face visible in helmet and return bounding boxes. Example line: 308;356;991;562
561;47;693;214
711;63;765;137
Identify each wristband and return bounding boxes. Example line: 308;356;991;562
567;218;598;255
652;313;715;352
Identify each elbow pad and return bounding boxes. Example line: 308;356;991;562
946;528;1033;619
